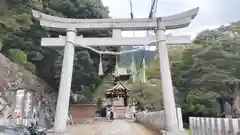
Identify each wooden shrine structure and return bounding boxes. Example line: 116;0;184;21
105;81;132;119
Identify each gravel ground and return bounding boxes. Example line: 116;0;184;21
67;120;158;135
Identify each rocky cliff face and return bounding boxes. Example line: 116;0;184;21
0;53;57;128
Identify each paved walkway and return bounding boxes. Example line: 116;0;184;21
68;120;158;135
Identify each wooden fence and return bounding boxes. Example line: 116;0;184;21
189;117;240;135
135;107;184;132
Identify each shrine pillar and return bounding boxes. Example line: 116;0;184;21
54;28;76;134
155;19;179;132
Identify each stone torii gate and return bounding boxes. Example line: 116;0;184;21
32;7;199;135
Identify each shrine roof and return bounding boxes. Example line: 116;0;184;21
106;81;130;92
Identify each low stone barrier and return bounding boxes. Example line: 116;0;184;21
189;117;240;135
135;107;184;133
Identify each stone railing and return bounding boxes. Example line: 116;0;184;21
189;117;240;135
135;107;184;132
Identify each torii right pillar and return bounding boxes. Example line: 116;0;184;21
155;19;184;134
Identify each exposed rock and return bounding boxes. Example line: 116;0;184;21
0;53;57;129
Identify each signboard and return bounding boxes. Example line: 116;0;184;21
14;90;25;117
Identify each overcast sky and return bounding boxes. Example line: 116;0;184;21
102;0;240;39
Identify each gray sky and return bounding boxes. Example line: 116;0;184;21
102;0;240;39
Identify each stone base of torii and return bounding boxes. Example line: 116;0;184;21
32;7;199;135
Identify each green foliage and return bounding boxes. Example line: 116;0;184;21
184;129;191;135
8;49;27;65
142;22;240;116
93;82;113;102
177;22;240;116
127;80;163;111
8;49;36;73
146;55;159;80
0;0;118;104
182;96;216;116
24;62;36;73
0;39;3;51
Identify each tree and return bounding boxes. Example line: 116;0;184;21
121;22;240;117
0;0;118;103
178;22;240;117
127;80;163;111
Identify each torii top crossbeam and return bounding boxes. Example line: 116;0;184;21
32;7;199;31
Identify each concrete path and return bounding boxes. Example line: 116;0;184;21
68;119;158;135
128;121;159;135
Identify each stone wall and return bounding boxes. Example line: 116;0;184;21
135;107;185;133
69;104;96;124
0;53;57;128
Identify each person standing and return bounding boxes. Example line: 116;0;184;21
106;108;110;120
110;110;114;120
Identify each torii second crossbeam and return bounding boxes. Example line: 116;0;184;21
41;35;191;47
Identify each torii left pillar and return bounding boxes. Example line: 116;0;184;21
54;28;76;134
